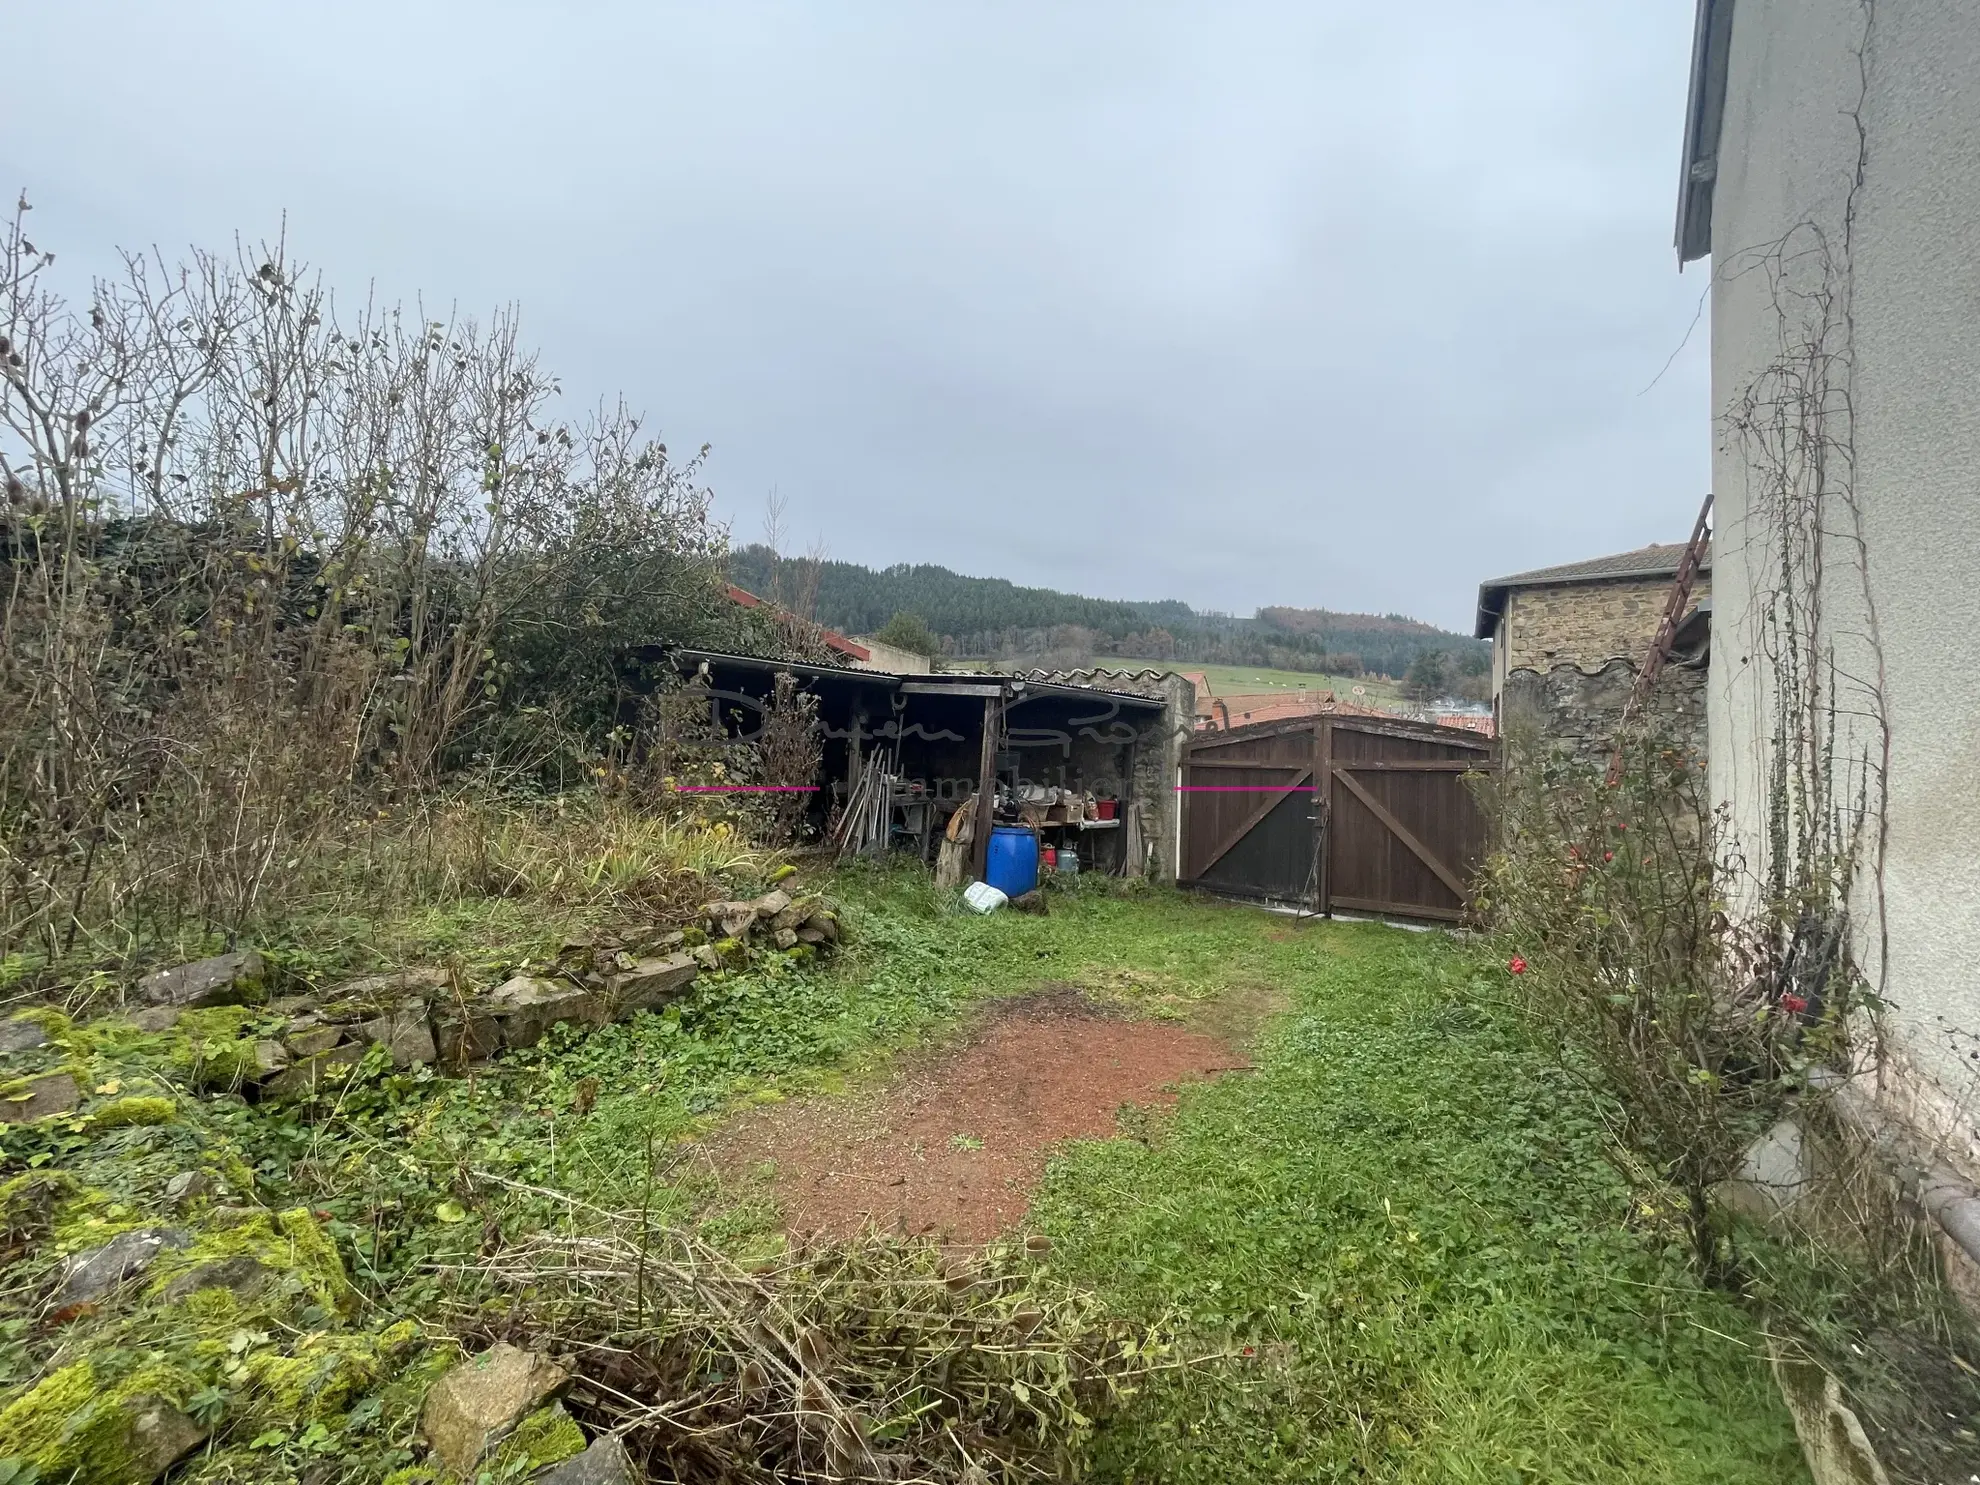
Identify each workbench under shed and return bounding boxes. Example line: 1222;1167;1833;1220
661;652;1191;882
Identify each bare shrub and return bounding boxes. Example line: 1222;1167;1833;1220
756;671;824;846
0;201;753;964
1479;727;1856;1278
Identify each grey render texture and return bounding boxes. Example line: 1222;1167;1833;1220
1681;0;1980;1165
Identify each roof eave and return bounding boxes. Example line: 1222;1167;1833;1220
1676;0;1736;264
1476;556;1713;641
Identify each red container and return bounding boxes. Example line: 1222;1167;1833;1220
1041;847;1058;871
1095;799;1118;821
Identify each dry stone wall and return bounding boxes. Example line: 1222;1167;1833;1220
1502;659;1708;772
50;888;845;1107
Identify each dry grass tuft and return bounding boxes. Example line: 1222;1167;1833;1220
442;1179;1190;1484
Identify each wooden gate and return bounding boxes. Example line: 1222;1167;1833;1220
1179;714;1495;921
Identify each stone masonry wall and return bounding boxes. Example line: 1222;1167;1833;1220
1025;670;1195;881
1504;573;1712;672
1502;659;1708;774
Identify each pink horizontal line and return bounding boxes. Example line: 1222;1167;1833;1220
1176;784;1312;792
676;785;820;793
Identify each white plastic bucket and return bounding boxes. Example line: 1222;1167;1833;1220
962;881;1008;914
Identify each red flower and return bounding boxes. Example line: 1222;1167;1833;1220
1781;994;1809;1015
1603;851;1614;862
1508;956;1528;975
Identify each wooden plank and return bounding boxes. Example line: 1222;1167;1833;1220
1329;894;1466;923
1185;759;1313;771
1187;716;1323;750
1317;716;1334;916
970;697;998;881
1334;768;1469;903
1334;759;1491;773
1184;767;1313;880
1328;716;1494;752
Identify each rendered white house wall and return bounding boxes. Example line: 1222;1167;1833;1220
1683;0;1980;1158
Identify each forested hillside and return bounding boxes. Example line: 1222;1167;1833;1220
729;544;1485;678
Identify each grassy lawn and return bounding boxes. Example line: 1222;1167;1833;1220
707;873;1804;1481
1004;900;1804;1482
0;866;1806;1483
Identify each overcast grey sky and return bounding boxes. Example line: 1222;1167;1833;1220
4;2;1708;633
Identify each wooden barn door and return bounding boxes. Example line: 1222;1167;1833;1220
1178;719;1321;909
1320;718;1495;922
1181;715;1495;921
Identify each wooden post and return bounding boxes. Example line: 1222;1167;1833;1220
1316;717;1334;917
970;695;999;882
846;710;866;792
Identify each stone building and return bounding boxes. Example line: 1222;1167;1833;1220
1473;542;1710;769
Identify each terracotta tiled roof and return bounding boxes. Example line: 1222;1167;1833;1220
1196;691;1393;731
724;584;869;661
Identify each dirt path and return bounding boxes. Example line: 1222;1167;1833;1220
711;987;1244;1242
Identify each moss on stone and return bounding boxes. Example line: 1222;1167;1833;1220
0;1363;120;1480
143;1206;351;1316
0;1358;203;1484
88;1095;177;1130
276;1205;353;1308
488;1403;587;1476
171;1006;263;1042
232;1315;430;1422
10;1005;75;1039
46;1180;138;1249
181;1284;247;1326
378;1318;422;1352
214;1150;259;1196
145;1005;274;1091
243;1334;376;1418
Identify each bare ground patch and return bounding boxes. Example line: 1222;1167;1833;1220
709;986;1244;1243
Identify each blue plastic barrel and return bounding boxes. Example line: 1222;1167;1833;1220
984;826;1040;898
